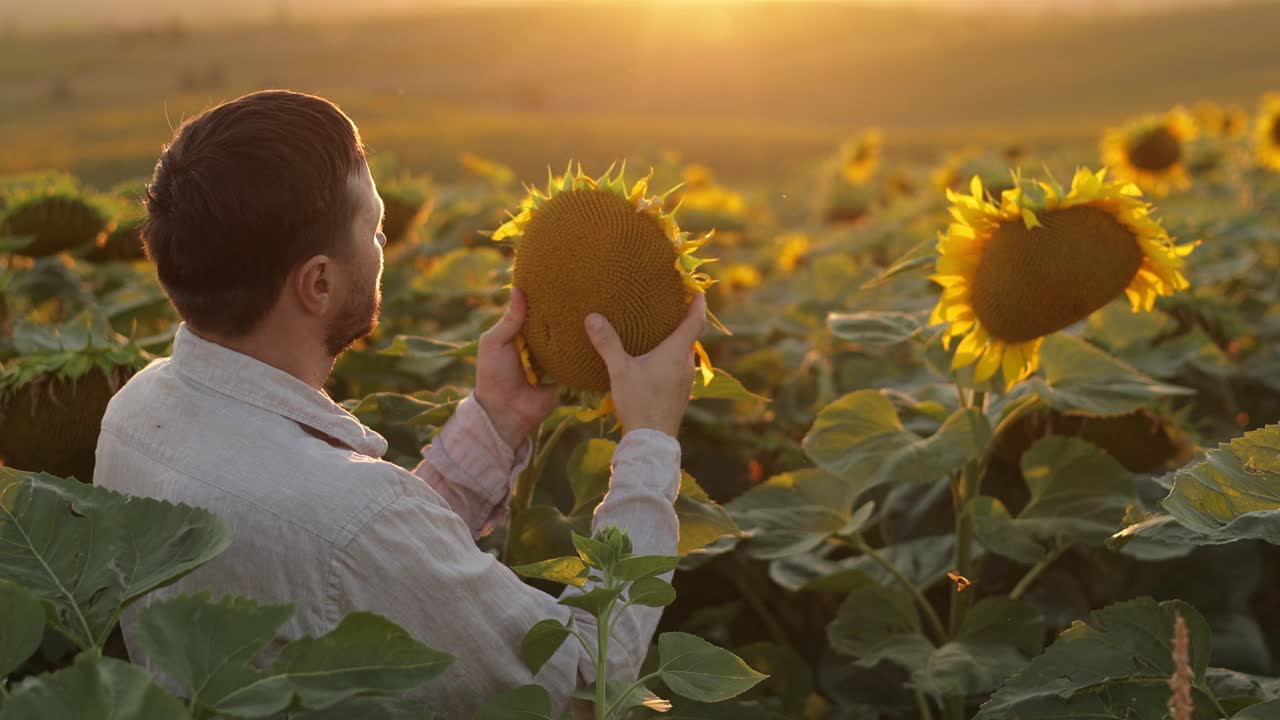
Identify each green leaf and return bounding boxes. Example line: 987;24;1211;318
472;684;553;720
1024;334;1193;416
571;681;672;715
973;598;1212;720
0;469;231;650
627;577;677;607
510;557;590;587
824;570;933;673
827;310;922;347
967;498;1047;565
504;505;577;568
0;652;187;720
1235;699;1280;719
772;534;958;593
520;619;573;676
567;438;616;515
914;597;1042;697
134;593;295;714
804;392;989;498
691;367;769;402
726;485;847;560
293;696;433;720
732;642;813;712
221;612;453;713
1157;421;1280;544
571;531;620;572
675;473;740;556
0;580;44;678
613;555;680;582
558;586;623;616
1107;513;1215;560
969;436;1136;563
415;247;508;297
657;632;768;702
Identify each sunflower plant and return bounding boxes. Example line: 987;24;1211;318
1101;107;1198;195
930;168;1195;391
1254;93;1280;172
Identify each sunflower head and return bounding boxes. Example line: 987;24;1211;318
839;128;884;185
0;186;114;258
1193;100;1249;138
667;165;750;240
1255;93;1280;172
776;232;811;273
719;263;763;293
491;163;718;401
1101;107;1197;195
929;168;1196;390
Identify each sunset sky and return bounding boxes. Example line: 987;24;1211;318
0;0;1248;32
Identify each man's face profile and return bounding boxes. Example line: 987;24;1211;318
322;163;385;357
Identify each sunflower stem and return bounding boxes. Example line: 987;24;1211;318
1009;546;1064;601
948;390;985;637
913;687;936;720
849;536;947;645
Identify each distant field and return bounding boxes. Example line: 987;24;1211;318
1;0;1278;188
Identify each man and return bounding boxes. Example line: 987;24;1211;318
94;89;706;718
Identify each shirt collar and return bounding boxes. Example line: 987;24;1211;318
168;324;389;458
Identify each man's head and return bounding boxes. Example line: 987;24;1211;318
143;90;385;357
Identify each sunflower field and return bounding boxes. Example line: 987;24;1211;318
2;89;1280;717
5;2;1280;714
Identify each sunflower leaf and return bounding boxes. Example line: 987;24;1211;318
973;598;1212;720
1025;334;1193;416
913;597;1043;698
825;570;933;672
967;436;1136;563
1152;421;1280;544
0;580;44;678
827;310;924;347
0;652;187;720
804;390;990;498
0;469;230;651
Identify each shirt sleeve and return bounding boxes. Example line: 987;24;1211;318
410;392;532;538
333;430;681;718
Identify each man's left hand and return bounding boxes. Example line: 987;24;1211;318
474;288;558;450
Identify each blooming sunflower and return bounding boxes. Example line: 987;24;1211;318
776;232;810;273
1255;93;1280;171
1193;100;1249;138
667;164;749;239
929;168;1196;390
491;163;719;410
839;128;884;185
1100;108;1197;195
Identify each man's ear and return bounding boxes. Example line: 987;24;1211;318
289;254;334;317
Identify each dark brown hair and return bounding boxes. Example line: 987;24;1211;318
142;90;367;337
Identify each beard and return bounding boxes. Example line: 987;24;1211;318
324;273;381;357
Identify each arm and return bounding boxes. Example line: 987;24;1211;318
410;392;531;538
332;452;678;720
587;429;681;681
410;287;555;538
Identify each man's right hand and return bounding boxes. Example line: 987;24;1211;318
584;293;708;438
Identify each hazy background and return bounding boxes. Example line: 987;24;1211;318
1;0;1277;187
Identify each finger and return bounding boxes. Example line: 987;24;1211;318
584;312;628;371
482;287;527;346
658;293;708;352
